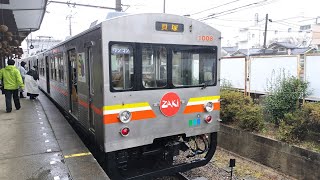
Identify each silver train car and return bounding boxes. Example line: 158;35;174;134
22;13;221;179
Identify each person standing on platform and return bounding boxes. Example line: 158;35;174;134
25;65;40;99
18;61;27;98
0;59;24;113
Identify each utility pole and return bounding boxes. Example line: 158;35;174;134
263;13;268;51
66;14;73;36
115;0;122;12
163;0;166;13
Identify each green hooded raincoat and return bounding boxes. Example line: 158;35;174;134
0;65;24;90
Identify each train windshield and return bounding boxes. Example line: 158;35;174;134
142;45;167;88
172;46;215;87
110;43;217;91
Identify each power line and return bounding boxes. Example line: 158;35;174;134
212;17;254;22
272;21;300;27
189;0;241;16
198;0;269;21
48;0;117;10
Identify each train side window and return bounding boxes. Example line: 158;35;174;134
50;57;54;80
55;56;59;81
58;54;64;83
110;44;134;90
142;45;167;88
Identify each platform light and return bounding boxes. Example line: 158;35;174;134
118;110;132;123
120;127;130;137
204;102;213;112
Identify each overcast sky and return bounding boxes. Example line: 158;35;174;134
24;0;320;48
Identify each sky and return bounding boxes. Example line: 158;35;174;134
23;0;320;49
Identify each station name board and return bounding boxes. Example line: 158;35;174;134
155;21;184;32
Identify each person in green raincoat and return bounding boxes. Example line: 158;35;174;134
0;59;24;113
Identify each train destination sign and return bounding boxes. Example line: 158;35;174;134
156;21;184;32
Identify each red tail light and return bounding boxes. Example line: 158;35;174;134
205;115;212;123
120;127;130;136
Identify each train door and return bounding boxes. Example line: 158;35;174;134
67;49;78;117
87;47;95;132
45;56;50;93
36;59;39;69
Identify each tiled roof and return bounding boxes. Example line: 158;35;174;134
291;48;310;55
268;42;297;49
222;47;238;54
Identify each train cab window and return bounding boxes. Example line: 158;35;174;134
172;46;216;87
110;44;134;90
142;45;167;88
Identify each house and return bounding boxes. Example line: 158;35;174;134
222;46;238;57
267;42;298;55
231;48;276;57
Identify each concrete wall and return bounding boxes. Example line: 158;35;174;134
218;125;320;180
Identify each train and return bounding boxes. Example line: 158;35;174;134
20;13;221;179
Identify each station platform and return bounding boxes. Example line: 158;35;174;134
0;91;109;180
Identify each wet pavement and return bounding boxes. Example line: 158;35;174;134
0;92;109;180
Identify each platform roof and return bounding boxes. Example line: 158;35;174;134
0;0;47;42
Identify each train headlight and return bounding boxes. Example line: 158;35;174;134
118;110;132;123
204;102;213;112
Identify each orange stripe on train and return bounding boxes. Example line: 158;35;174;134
103;110;156;124
183;102;220;114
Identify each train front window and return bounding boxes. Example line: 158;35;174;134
142;45;167;88
111;44;134;90
172;46;216;87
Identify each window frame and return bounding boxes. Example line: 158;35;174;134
171;45;217;88
141;44;169;89
109;41;217;92
109;42;137;92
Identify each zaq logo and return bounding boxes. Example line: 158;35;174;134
160;92;181;117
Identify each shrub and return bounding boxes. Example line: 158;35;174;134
221;90;264;131
279;111;308;142
220;79;233;90
220;90;251;123
237;105;264;131
265;76;309;126
279;102;320;142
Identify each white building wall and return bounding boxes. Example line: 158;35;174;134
305;55;320;100
220;57;246;89
249;56;299;94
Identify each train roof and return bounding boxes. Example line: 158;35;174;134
29;13;219;56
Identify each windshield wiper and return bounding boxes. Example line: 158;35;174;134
200;81;208;89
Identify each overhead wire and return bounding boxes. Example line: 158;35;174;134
198;0;280;21
189;0;241;16
198;0;269;21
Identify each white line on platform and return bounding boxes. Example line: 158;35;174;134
50;161;56;165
